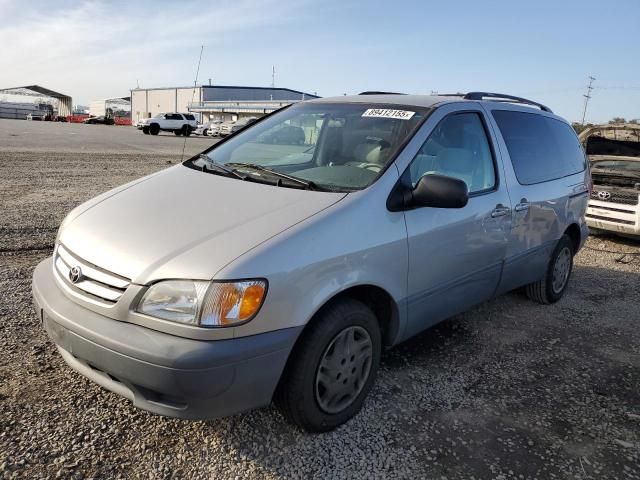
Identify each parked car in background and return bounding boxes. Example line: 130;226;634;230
138;113;198;136
84;116;114;125
194;120;222;137
33;91;589;433
26;112;45;121
218;120;236;137
579;123;640;238
206;120;223;137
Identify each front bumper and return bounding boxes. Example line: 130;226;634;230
32;258;301;419
586;198;640;236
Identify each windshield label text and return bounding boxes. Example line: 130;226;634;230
362;109;415;120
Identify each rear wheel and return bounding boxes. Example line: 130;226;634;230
275;298;381;432
525;234;574;304
149;123;160;135
202;129;208;136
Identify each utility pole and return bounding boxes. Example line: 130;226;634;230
581;76;596;125
271;66;275;88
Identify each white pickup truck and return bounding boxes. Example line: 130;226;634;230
138;113;198;136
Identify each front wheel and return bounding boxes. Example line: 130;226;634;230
525;234;574;304
174;130;182;136
142;126;150;134
182;125;192;136
275;298;381;432
149;123;160;135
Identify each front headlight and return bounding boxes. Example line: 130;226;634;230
136;279;267;327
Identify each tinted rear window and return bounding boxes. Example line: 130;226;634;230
184;114;195;120
493;110;585;185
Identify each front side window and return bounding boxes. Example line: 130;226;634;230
408;112;496;194
190;103;428;190
492;110;586;185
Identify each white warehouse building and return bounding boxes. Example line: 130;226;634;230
130;85;319;125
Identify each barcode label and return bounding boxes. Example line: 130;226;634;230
362;109;415;120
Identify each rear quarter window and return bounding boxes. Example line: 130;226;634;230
492;110;586;185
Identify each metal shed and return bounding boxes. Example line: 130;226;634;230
0;85;72;117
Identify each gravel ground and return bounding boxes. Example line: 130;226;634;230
1;120;639;479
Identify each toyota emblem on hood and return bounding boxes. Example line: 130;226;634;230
596;191;611;200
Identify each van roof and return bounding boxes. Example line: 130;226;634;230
309;92;552;113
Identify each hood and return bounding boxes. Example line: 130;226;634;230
59;165;346;284
586;135;640;159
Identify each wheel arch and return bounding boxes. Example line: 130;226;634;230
563;223;581;253
273;283;400;404
296;284;401;349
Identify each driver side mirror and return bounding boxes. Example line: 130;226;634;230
410;174;469;209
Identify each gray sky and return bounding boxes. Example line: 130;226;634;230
1;0;638;123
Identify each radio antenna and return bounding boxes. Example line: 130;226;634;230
181;44;204;162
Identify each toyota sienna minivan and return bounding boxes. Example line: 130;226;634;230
33;92;590;432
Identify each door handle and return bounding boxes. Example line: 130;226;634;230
514;202;530;212
491;205;511;218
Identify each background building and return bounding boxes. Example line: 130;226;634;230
0;85;72;119
130;85;318;125
89;97;131;117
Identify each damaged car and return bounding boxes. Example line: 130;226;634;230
580;124;640;238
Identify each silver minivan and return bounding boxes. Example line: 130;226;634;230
33;92;590;432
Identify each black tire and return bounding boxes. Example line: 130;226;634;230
182;124;192;136
142;126;150;135
275;298;381;432
202;129;208;136
149;123;160;135
525;234;574;304
174;130;182;136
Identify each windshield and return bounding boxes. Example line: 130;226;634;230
189;102;428;190
592;159;640;173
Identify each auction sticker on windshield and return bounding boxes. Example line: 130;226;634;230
362;109;415;120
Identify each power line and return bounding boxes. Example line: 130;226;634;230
581;75;596;125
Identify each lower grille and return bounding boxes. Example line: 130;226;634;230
54;244;131;303
586;214;636;226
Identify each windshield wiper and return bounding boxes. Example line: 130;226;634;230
199;154;246;180
227;163;318;190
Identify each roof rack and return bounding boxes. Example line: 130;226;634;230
463;92;552;113
358;91;406;95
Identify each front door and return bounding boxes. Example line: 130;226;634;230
402;108;511;338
